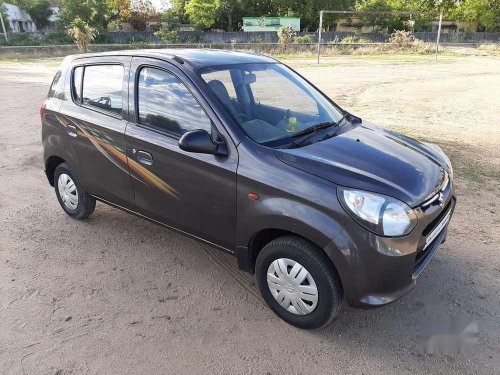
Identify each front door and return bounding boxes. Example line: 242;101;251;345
125;58;238;249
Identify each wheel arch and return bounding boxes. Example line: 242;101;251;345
237;226;340;282
45;155;66;186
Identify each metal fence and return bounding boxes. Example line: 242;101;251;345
0;30;498;47
108;31;500;44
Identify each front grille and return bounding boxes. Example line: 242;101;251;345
414;237;436;271
413;196;455;274
422;199;453;237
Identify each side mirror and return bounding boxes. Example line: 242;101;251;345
178;129;227;156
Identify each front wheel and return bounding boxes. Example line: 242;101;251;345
256;236;342;329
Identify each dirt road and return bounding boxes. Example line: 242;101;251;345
0;54;499;374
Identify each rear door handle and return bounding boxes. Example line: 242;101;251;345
67;124;77;137
136;150;153;166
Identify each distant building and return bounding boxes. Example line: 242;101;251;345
2;2;37;32
431;20;478;33
335;17;383;33
177;24;194;32
243;17;300;32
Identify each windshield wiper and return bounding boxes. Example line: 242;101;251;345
319;114;350;142
289;115;353;148
289;121;337;148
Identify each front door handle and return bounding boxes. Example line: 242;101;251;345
67;124;77;137
136;150;153;166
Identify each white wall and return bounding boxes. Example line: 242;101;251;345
3;2;37;32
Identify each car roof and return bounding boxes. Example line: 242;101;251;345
69;48;277;69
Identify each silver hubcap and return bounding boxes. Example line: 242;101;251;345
57;173;78;210
267;258;319;315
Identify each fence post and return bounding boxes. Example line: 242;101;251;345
435;12;443;60
317;10;323;64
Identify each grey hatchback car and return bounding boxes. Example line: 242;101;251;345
41;49;455;329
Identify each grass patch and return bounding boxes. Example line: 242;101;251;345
384;126;500;188
477;43;500;56
0;57;63;67
442;147;500;186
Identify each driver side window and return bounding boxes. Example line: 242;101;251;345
137;67;212;138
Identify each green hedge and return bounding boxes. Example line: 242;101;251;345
0;31;73;46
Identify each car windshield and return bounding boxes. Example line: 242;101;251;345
199;63;344;147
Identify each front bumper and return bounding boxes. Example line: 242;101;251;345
327;181;456;308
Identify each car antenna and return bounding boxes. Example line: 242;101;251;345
173;55;184;64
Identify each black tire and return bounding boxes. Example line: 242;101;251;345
256;236;342;329
54;163;96;220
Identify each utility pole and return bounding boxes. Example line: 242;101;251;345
435;12;443;60
317;11;323;64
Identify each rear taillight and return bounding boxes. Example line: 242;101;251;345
40;99;47;119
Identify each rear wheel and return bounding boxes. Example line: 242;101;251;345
54;163;96;220
256;236;342;329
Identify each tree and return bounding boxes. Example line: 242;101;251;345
355;0;440;32
218;0;242;31
113;0;159;31
0;4;11;34
67;17;96;52
355;0;499;32
453;0;500;31
11;0;53;30
167;0;189;23
270;0;356;31
185;0;219;29
59;0;113;30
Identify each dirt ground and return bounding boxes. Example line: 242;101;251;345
0;54;499;374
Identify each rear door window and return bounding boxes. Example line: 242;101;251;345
76;64;124;116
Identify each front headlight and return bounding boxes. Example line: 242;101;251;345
338;187;417;237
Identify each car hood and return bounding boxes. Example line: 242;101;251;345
274;122;447;207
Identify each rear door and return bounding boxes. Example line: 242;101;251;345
58;56;135;209
125;57;238;249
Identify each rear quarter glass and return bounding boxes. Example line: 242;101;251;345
48;70;64;100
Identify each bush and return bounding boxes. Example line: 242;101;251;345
42;31;73;45
68;17;97;52
154;29;178;44
390;30;415;47
277;25;295;48
0;32;41;46
294;34;315;44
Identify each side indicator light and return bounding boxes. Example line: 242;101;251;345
248;192;259;200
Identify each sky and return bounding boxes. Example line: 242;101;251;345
149;0;171;11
